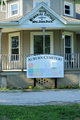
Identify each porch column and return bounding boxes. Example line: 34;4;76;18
0;28;2;71
43;27;45;54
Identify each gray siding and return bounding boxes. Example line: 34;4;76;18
50;0;61;15
2;33;8;54
54;30;61;53
23;0;76;18
23;0;33;15
23;30;30;54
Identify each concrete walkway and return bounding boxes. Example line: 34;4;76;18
0;89;80;105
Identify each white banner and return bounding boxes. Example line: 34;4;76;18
27;55;64;78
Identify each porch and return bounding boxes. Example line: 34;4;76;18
1;53;80;71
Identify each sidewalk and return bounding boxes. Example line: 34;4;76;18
0;89;80;105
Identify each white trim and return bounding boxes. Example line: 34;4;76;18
9;32;20;62
30;32;53;54
21;0;23;16
64;32;74;54
33;0;50;8
1;0;6;12
64;1;73;17
10;2;19;17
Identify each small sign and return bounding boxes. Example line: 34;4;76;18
27;55;64;78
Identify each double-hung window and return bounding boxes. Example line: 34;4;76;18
11;3;19;16
33;0;50;8
64;2;73;16
9;32;20;61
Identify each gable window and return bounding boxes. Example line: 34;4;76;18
33;0;50;8
9;32;20;61
11;4;18;15
64;2;73;16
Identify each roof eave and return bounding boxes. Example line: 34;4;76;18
0;22;19;26
67;21;80;24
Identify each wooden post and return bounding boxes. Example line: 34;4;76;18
34;78;36;87
43;27;45;54
55;78;57;88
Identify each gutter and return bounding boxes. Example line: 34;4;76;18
67;21;80;25
0;22;19;26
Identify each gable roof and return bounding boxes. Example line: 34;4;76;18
19;2;67;25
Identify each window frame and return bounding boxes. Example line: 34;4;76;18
30;32;53;54
64;32;73;54
33;0;50;8
9;32;20;62
10;2;19;17
64;2;73;17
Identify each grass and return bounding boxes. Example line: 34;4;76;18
0;104;80;120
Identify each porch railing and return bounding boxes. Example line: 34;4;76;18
1;53;80;71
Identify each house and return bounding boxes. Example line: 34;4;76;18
0;0;80;88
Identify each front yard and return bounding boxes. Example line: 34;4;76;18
0;104;80;120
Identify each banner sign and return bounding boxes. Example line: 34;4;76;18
29;10;55;23
27;55;64;78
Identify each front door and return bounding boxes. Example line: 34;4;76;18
34;35;50;54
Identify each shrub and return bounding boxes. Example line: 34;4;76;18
61;86;64;89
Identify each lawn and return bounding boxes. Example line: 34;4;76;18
0;104;80;120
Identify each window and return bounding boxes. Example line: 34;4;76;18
10;2;19;17
65;36;71;54
30;32;53;54
64;2;73;16
11;4;18;16
34;35;50;54
9;32;20;61
33;0;50;8
64;32;73;60
11;36;19;61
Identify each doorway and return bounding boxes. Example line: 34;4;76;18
34;35;50;54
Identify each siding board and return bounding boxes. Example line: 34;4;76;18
2;33;8;54
23;0;33;15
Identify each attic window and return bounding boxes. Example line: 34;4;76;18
64;2;73;16
11;3;19;16
33;0;50;8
